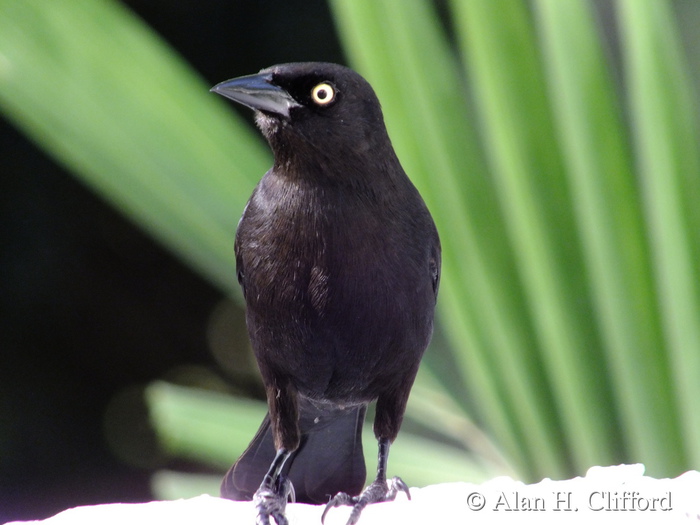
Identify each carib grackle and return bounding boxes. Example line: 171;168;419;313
211;62;441;525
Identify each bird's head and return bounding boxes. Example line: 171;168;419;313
211;62;393;170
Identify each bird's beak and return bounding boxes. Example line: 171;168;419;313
210;73;301;118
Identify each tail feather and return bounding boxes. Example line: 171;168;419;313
221;398;367;504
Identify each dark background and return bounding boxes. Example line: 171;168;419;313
0;1;345;521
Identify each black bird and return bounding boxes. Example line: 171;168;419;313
211;62;440;525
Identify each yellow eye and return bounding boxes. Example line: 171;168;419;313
311;82;336;106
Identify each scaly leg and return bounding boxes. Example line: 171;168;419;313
254;448;295;525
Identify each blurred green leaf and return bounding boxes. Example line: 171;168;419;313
618;0;700;467
451;0;620;474
146;382;262;469
0;0;269;297
534;0;683;474
151;470;222;500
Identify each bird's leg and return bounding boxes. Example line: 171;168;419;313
254;381;300;525
254;448;295;525
322;437;410;525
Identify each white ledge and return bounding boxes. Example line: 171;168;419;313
7;465;700;524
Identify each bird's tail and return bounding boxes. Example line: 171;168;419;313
220;398;367;504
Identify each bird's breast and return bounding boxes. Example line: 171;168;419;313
235;175;434;401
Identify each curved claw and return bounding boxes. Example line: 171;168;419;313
321;477;411;525
254;487;287;525
387;476;411;501
322;491;356;523
254;477;295;525
287;478;296;504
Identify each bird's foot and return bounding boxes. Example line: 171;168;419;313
322;476;410;525
254;476;295;525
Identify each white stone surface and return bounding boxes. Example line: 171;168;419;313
6;465;700;524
